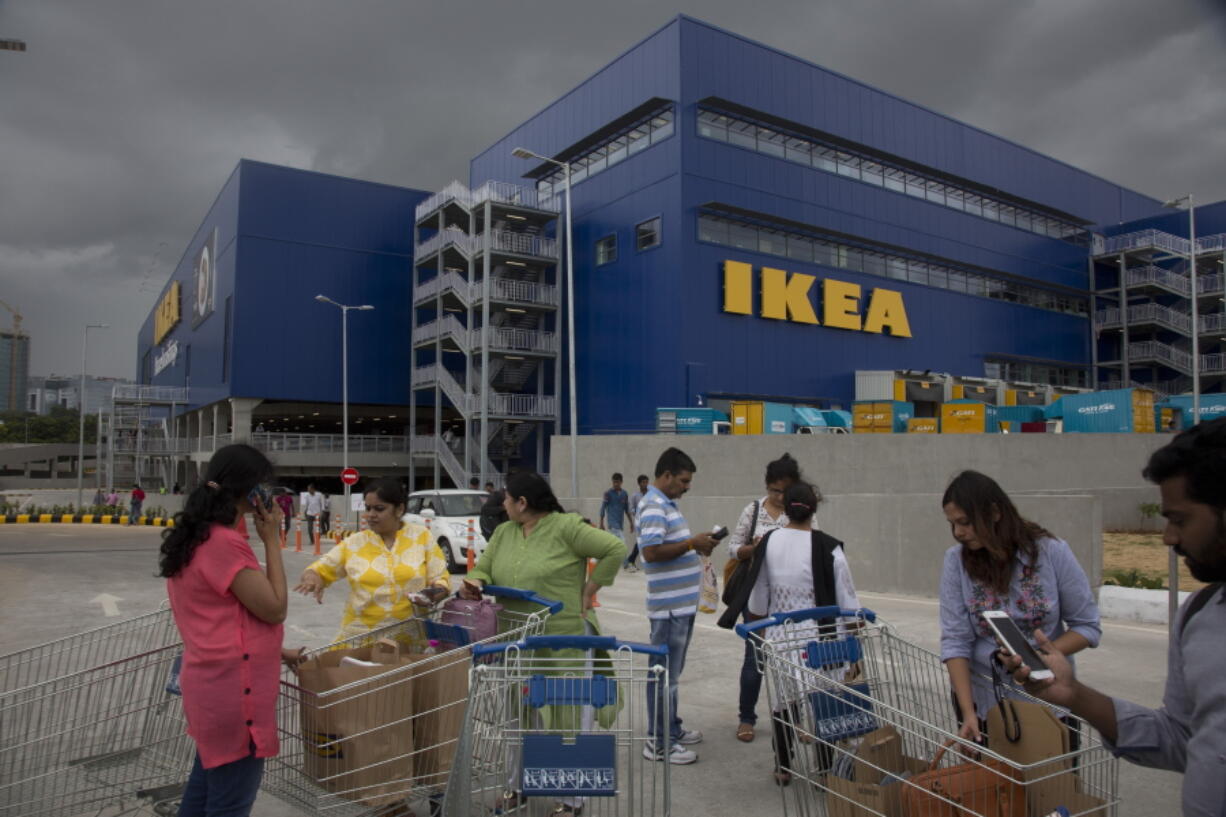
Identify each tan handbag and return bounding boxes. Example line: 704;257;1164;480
901;739;1025;817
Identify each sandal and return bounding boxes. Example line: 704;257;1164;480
494;791;526;814
774;770;792;787
549;806;582;816
736;722;755;742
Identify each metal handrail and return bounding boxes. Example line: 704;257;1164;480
412;315;471;352
1128;341;1192;372
250;432;410;454
414;271;471;305
111;384;189;403
414;180;560;222
414;181;472;221
1202;353;1226;375
1197;273;1224;296
1097;303;1191;333
1200;313;1226;335
488;393;558;418
479;326;559;354
416;228;478;261
491;277;559;306
1197;234;1226;253
1124;265;1190;296
1105;229;1192;256
488;231;559;259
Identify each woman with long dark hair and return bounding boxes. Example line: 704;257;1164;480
294;477;450;644
724;453;813;743
159;444;292;817
459;471;626;817
939;470;1101;745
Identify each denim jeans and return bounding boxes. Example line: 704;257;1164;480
646;613;695;743
177;750;265;817
738;627;763;725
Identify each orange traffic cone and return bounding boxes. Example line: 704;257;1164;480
280;525;287;550
294;518;302;552
313;529;322;556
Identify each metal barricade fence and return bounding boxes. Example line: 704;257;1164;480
262;586;562;817
0;608;191;817
443;635;670;817
739;607;1119;817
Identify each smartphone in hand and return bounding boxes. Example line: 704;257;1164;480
711;526;730;540
980;611;1054;681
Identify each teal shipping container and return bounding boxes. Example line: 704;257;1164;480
996;406;1044;429
762;401;795;434
1060;389;1150;433
1159;394;1226;430
656;407;728;434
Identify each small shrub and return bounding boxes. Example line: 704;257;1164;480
1138;502;1162;521
1104;568;1166;590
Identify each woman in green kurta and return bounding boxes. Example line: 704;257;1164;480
459;471;625;817
461;472;625;638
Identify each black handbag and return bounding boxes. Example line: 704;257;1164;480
720;500;760;606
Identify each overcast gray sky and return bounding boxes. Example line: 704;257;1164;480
1;0;1224;381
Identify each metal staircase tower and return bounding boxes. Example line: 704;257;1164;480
409;181;562;488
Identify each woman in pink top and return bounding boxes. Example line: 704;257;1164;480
159;444;294;817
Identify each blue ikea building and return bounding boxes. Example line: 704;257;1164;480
138;16;1226;486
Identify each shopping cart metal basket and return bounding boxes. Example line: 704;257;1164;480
262;586;563;816
0;607;192;817
442;634;670;817
738;606;1119;817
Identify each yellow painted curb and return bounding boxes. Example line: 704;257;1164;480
120;516;130;525
60;514;73;524
38;514;52;524
101;515;112;524
17;514;29;523
81;514;94;524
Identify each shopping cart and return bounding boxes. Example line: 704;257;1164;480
0;607;192;817
738;607;1119;817
263;586;563;817
441;634;670;817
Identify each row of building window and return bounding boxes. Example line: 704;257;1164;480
697;212;1089;318
984;359;1090;388
696;109;1086;244
595;217;662;265
535;107;675;202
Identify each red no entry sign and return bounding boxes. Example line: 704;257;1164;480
340;467;360;486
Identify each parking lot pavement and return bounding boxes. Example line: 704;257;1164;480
0;526;1182;816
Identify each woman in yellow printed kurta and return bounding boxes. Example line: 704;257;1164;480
294;478;450;643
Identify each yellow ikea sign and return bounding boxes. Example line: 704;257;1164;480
722;260;912;337
154;281;181;345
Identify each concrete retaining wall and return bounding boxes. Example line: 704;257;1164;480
553;433;1167;531
567;491;1100;599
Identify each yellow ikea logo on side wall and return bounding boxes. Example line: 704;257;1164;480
722;260;912;337
154;281;181;345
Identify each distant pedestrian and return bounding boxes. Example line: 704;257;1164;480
639;447;718;765
129;484;146;524
599;472;634;555
301;484;324;545
173;482;182;495
624;474;650;570
479;489;508;539
320;493;331;535
274;490;294;536
484;481;495;492
92;488;105;507
106;490;119;507
468;477;481;490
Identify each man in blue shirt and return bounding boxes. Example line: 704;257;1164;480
599;472;634;550
638;448;718;765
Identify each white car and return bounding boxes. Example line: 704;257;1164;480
402;489;489;572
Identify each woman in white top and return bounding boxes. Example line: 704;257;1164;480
746;481;860;786
726;453;814;743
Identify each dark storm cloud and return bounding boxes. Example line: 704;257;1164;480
0;0;1223;379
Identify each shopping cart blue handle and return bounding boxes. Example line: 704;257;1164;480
471;635;668;658
735;607;876;639
482;585;564;615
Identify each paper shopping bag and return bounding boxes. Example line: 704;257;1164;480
405;648;471;788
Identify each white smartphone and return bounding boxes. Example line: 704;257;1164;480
979;611;1055;681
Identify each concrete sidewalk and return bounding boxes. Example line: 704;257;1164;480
0;526;1183;816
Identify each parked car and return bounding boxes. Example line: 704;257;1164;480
402;489;489;572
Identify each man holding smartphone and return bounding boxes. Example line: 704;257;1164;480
638;447;718;765
1007;419;1226;817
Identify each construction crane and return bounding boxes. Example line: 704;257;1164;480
0;299;22;336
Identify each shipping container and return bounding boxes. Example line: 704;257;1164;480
792;406;826;432
996;406;1044;427
655;407;729;434
1158;394;1226;430
1020;421;1048;433
852;400;914;433
1060;389;1157;433
854;371;897;402
941;400;999;434
951;382;1000;403
821;410;853;429
1004;387;1047;406
730;401;796;434
907;418;939;433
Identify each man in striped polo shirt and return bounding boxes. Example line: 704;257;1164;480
638;447;719;764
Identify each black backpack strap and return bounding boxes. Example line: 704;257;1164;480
1180;582;1224;635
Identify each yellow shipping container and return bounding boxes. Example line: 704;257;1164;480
942;403;992;434
907;418;939;433
731;401;764;435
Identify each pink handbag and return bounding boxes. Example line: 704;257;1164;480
438;597;503;647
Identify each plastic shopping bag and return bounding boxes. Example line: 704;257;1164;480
698;556;719;613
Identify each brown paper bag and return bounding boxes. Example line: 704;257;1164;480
405;648;471;789
986;699;1076;817
297;639;416;807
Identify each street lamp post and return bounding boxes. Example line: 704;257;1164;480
76;324;109;509
315;296;374;530
512;147;578;500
